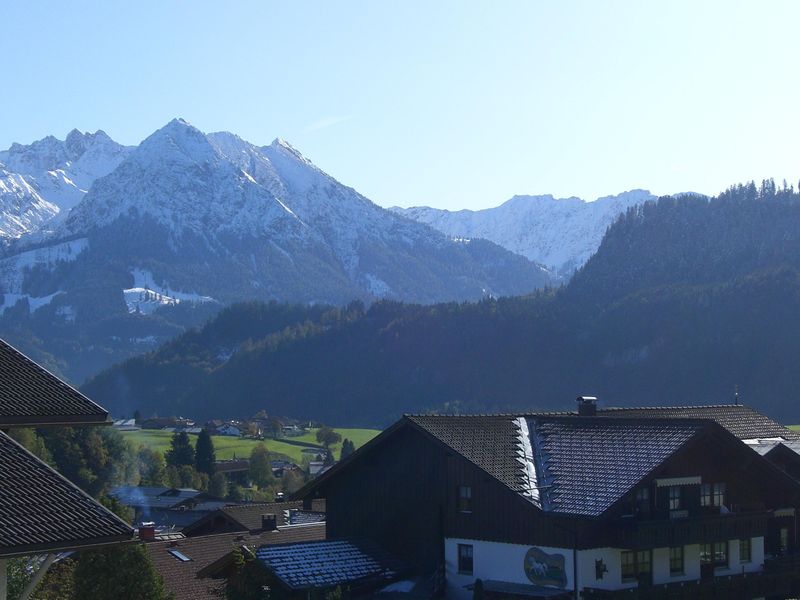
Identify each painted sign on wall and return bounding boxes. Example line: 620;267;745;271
524;547;567;588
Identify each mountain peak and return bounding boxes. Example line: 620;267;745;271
269;138;313;165
137;118;216;165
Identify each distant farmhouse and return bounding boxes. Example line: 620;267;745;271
285;398;800;599
0;339;133;598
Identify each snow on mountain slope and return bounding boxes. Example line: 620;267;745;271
124;268;217;314
63;119;307;242
46;118;548;306
0;129;132;236
392;190;657;277
0;166;59;238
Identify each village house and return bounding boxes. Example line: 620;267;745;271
181;499;326;537
294;398;800;599
109;486;237;531
146;520;325;599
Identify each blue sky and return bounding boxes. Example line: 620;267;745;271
2;1;799;210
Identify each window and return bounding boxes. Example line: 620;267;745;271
636;487;650;512
621;550;652;583
668;486;682;510
458;544;473;575
780;528;789;554
740;538;752;563
669;546;684;575
457;485;473;513
701;482;727;507
621;551;636;582
702;542;728;568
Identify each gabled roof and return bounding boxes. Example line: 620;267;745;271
182;500;326;537
0;338;108;426
528;417;703;516
408;414;708;516
298;404;800;519
0;431;133;557
147;523;325;600
255;539;404;591
597;404;798;441
406;415;532;496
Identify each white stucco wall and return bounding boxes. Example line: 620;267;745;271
445;538;574;599
444;536;765;598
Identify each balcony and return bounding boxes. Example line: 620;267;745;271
613;510;770;549
582;554;800;600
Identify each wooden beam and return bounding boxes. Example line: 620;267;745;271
0;558;7;600
19;554;55;600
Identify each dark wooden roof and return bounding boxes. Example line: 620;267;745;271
0;339;108;426
597;405;798;441
406;414;530;495
298;403;799;519
408;414;708;517
0;431;133;557
147;523;326;600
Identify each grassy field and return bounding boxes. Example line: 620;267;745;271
121;427;380;464
789;425;800;432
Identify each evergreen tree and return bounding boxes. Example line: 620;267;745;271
195;428;216;476
339;439;355;461
165;432;194;467
73;545;173;600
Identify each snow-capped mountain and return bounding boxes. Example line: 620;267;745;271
0;165;59;238
392;190;658;277
0;119;551;382
0;129;131;236
50;118;548;305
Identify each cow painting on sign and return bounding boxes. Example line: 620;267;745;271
524;547;567;588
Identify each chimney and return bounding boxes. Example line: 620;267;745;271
139;522;156;541
576;396;598;417
261;513;278;531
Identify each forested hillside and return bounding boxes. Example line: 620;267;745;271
84;181;800;426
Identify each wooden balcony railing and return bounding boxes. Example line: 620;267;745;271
582;555;800;600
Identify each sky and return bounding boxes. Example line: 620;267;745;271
2;1;799;210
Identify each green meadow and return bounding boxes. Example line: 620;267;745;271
121;427;380;464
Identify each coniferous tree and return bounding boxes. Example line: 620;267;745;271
339;439;355;461
165;432;194;468
195;428;216;476
73;545;172;600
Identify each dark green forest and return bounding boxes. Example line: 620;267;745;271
83;180;800;426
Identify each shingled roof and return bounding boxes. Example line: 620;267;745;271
406;415;531;496
147;523;325;600
408;414;710;517
256;539;405;591
597;404;799;441
528;417;703;516
0;431;133;557
0;338;108;426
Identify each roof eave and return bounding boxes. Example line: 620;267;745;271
0;533;135;559
0;413;111;428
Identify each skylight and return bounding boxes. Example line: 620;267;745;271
168;549;191;562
